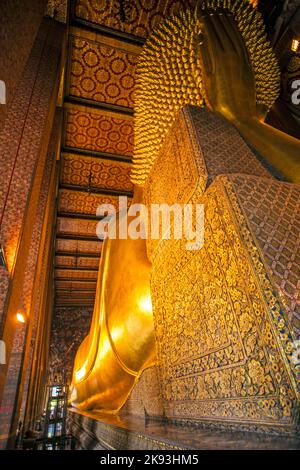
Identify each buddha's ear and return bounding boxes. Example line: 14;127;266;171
197;20;213;78
256;102;270;122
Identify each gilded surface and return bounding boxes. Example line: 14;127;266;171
141;105;299;432
143;106;271;260
150;175;299;430
230;175;300;335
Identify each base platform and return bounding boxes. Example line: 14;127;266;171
67;408;300;450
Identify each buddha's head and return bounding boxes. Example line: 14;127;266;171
131;0;281;186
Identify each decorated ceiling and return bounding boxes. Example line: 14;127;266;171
54;0;198;307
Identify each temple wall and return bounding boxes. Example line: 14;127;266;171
0;18;64;448
0;110;61;449
0;0;48;132
139;106;300;435
14;113;61;440
0;18;63;360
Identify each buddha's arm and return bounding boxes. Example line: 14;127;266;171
234;117;300;183
198;14;300;184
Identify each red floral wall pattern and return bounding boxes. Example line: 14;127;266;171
62;153;133;192
65;109;134;156
69;37;138;107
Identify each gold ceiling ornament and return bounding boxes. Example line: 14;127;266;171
131;0;281;186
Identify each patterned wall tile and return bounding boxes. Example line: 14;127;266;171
0;23;62;443
58;188;122;215
69;37;138;107
231;176;300;334
0;325;26;448
62;153;133;192
65;109;134;156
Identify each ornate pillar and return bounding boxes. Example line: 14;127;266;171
0;18;64;447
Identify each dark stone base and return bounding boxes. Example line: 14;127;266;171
67;408;300;450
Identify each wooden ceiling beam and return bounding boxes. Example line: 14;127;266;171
56;234;102;242
55;251;100;258
61;146;132;164
69;11;145;48
64;99;133;121
54;277;97;282
68;24;143;55
64;95;133;117
56;288;96;292
57;212;103;221
55;266;99;272
55;303;95;307
56;296;95;300
59;183;133;198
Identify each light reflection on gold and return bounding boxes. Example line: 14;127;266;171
75;362;88;382
16;312;26;324
291;38;299;52
139;295;152;316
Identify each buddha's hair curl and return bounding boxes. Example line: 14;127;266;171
131;0;280;186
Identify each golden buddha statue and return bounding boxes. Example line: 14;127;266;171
70;0;300;418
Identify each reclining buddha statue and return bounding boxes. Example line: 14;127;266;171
70;0;300;433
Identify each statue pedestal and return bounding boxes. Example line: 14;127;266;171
67;408;300;450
